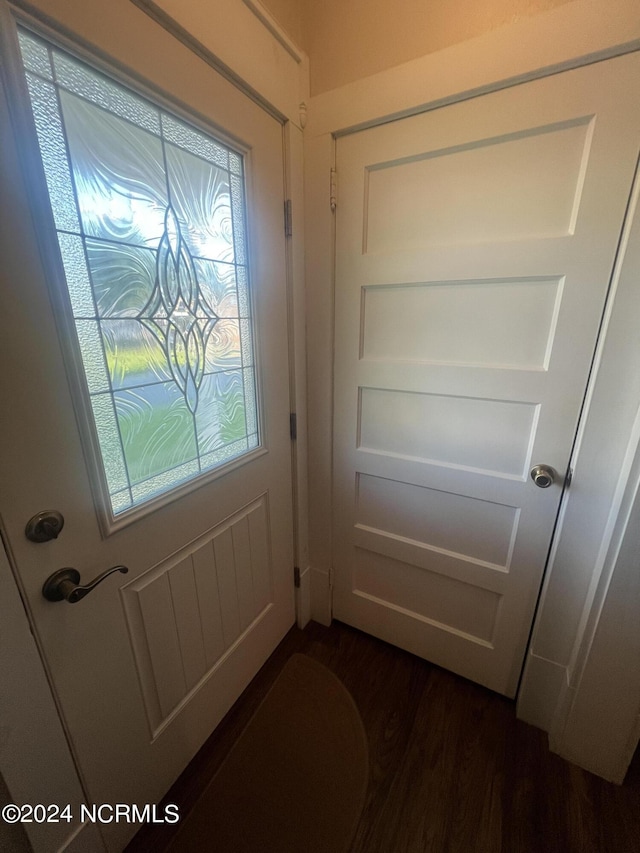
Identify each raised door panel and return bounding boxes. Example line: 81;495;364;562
333;54;640;696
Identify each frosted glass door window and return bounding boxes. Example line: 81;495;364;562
18;29;259;516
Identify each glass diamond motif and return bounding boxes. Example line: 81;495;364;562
18;28;259;517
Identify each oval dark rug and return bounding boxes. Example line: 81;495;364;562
167;653;369;852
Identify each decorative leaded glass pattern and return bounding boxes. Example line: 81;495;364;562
18;28;259;516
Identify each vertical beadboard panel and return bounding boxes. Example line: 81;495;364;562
124;590;163;729
248;502;271;613
122;495;273;733
168;556;207;691
213;526;241;646
232;515;255;629
137;573;186;719
192;540;225;668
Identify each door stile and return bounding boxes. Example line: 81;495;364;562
0;3;118;533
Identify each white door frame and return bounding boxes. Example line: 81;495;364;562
0;529;105;853
541;160;640;782
303;0;640;777
0;1;309;847
123;2;313;617
115;0;313;622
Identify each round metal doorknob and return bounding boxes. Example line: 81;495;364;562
530;464;556;488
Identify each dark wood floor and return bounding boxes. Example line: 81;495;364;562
127;620;640;853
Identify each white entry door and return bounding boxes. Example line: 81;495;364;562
333;54;640;698
0;1;294;849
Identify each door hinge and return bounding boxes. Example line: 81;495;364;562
330;167;337;212
294;566;301;588
289;412;297;441
284;198;293;237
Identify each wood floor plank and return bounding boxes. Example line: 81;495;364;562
126;621;640;853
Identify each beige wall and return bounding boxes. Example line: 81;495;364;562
261;0;577;94
260;0;305;47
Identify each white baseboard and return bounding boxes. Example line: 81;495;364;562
310;566;332;626
295;565;311;629
517;653;567;733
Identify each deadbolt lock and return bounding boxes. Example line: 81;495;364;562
25;510;65;542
